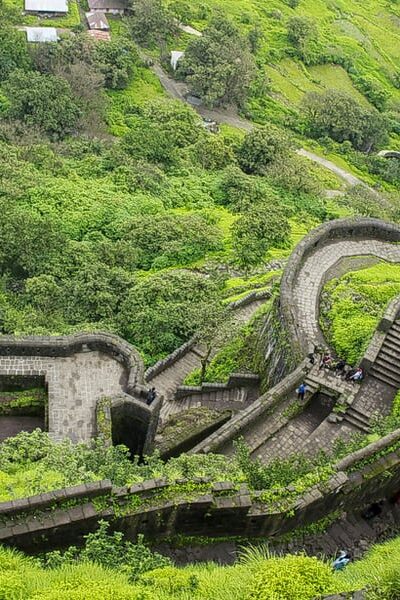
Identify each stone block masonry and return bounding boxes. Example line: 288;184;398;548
280;217;400;357
2;430;400;552
0;333;147;443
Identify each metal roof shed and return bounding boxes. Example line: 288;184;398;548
26;27;59;42
25;0;68;13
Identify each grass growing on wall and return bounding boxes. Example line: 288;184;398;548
321;261;400;364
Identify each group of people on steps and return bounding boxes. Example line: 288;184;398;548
296;348;364;402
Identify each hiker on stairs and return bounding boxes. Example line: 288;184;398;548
296;382;309;402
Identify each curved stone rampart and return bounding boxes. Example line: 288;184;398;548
378;150;400;159
280;217;400;357
0;332;144;391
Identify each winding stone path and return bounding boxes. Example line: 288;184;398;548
195;219;400;464
292;239;400;350
147;297;266;421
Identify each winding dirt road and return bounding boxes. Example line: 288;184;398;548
149;60;366;188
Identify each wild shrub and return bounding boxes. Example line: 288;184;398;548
43;521;171;582
246;554;337;599
139;565;199;593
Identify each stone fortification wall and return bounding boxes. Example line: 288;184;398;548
2;428;400;552
360;295;400;372
0;332;144;394
0;332;149;445
280;217;400;358
175;373;259;397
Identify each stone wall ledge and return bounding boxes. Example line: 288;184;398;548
2;439;400;551
190;359;310;454
175;373;259;399
0;480;113;518
280;217;400;357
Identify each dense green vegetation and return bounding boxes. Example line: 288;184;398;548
321;262;400;363
5;523;400;598
0;388;46;416
0;0;399;369
1;1;400;597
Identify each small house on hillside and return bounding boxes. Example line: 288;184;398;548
86;11;109;30
25;0;68;13
25;27;59;42
87;0;126;14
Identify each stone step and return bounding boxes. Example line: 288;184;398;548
343;413;370;433
329;523;354;548
390;321;400;334
345;513;375;537
375;357;400;379
372;359;400;383
387;325;400;339
346;406;370;426
380;338;400;355
379;346;400;363
339;518;364;542
369;367;400;389
304;379;319;394
385;331;400;348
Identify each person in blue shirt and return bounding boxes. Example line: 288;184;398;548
332;551;351;571
297;382;308;401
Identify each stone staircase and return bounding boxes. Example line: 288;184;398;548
160;386;250;423
343;405;371;433
370;319;400;388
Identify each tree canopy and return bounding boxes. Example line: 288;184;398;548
178;16;256;107
302;89;389;151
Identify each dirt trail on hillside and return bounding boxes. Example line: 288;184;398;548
148;59;370;189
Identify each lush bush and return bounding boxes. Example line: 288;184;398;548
337;536;400;599
247;554;337;600
3;70;81;138
44;521;171;581
302;90;389;151
237;126;291;175
177;16;256;107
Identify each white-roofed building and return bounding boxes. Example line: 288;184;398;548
25;27;59;42
25;0;68;13
170;50;184;71
87;0;126;14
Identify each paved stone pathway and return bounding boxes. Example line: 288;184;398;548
0;416;44;442
293;239;400;349
155;500;400;565
0;351;127;443
149;298;266;421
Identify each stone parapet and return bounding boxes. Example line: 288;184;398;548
190;359;310;454
2;436;400;551
280;217;400;357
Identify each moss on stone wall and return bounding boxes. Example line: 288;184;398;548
156;407;231;459
0;388;46;416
